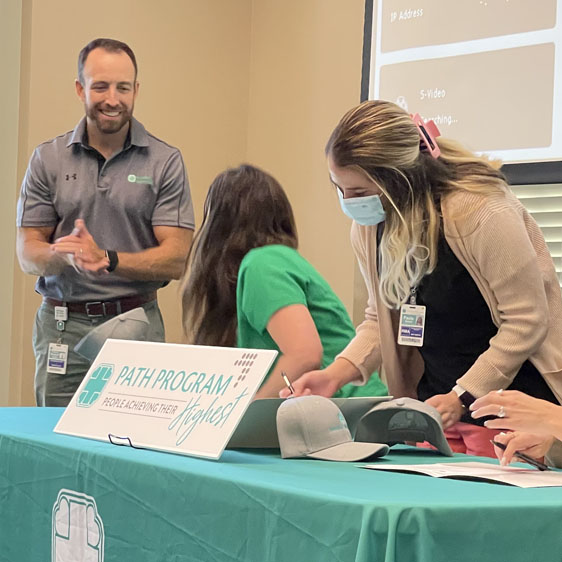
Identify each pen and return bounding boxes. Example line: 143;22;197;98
490;440;551;471
281;371;295;395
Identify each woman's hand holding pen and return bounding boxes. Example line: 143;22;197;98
469;390;562;470
278;369;335;398
279;358;360;398
491;431;554;468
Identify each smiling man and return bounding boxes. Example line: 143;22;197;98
16;38;195;406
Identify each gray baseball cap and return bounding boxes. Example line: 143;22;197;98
276;395;390;461
74;307;150;362
354;397;453;456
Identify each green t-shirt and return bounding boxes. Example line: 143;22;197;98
236;245;387;397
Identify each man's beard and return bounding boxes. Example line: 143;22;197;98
87;103;132;134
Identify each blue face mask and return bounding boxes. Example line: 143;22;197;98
337;190;386;226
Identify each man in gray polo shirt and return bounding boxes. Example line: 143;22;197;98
16;38;194;406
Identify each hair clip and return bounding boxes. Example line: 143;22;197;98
411;113;441;159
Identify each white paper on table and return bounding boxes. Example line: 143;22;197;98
363;461;562;488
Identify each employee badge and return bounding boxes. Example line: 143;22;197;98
47;343;69;374
398;303;426;347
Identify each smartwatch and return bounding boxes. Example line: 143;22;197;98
105;250;119;273
453;384;476;410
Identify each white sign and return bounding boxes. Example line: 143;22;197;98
54;339;277;460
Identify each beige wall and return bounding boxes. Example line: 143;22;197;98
9;0;253;405
7;0;364;405
1;0;22;406
246;0;364;310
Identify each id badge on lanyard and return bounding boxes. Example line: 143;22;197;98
47;306;68;374
398;288;426;347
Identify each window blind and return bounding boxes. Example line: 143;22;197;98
510;183;562;287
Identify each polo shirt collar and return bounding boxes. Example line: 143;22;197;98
128;117;149;148
66;117;149;148
67;118;87;147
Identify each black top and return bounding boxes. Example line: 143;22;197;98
395;231;557;424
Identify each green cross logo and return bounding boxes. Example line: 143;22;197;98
77;364;114;407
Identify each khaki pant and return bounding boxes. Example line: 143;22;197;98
33;299;165;407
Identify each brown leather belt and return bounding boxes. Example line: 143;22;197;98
44;291;157;318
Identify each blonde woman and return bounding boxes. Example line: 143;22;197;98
282;100;562;457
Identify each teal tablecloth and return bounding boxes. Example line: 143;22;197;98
0;407;561;562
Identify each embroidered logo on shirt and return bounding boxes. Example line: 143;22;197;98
127;174;153;185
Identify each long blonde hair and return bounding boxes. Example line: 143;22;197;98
326;100;506;309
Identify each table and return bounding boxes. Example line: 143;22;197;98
1;408;561;562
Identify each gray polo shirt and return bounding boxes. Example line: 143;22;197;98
17;117;195;301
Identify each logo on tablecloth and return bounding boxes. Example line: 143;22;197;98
77;364;114;408
52;489;104;561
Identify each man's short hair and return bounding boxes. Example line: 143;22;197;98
77;38;138;84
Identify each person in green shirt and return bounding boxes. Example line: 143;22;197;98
181;164;387;399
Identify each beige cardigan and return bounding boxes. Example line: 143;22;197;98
338;186;562;403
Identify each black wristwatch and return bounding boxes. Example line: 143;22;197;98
458;390;476;410
105;250;119;273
